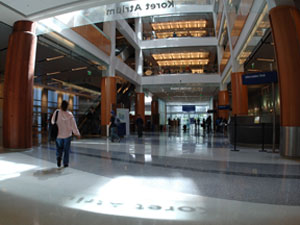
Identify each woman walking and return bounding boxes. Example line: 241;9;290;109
51;100;80;168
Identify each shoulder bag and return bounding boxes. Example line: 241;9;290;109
50;111;59;141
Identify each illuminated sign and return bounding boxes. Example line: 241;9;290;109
242;71;278;85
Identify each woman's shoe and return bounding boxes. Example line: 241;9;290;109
57;158;61;167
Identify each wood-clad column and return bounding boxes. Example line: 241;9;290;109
135;93;145;123
269;5;300;157
151;99;159;130
41;88;48;132
101;77;116;136
218;91;229;120
231;72;248;115
3;21;37;149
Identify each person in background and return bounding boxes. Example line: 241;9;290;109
109;110;120;142
216;117;222;132
202;118;206;134
51;100;80;168
136;114;144;138
48;112;54;142
206;116;212;133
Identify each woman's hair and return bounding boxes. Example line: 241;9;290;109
61;100;69;111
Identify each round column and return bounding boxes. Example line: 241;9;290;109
151;100;159;130
101;77;116;136
135;93;145;123
231;72;248;115
218;90;229;120
3;21;37;149
270;6;300;157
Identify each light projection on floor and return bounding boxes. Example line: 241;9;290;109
64;176;205;221
0;160;37;182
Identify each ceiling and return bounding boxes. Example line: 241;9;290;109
0;0;136;25
0;22;106;97
35;39;103;92
0;0;220;104
1;0;86;16
244;31;276;73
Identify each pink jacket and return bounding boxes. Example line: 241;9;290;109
51;109;80;139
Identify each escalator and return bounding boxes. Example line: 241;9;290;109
78;82;135;136
77;96;101;136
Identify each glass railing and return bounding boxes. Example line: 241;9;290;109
36;0;215;36
236;3;270;69
143;65;218;76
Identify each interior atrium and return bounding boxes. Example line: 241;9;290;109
0;0;300;224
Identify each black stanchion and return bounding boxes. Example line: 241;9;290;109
259;122;267;152
231;114;239;152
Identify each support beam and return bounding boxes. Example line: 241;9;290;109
116;19;140;49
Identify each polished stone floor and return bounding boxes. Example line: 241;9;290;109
1;130;300;225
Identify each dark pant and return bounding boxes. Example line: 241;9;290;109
56;136;72;166
110;126;120;142
137;125;143;137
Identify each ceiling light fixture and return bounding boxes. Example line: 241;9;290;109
256;58;275;62
157;59;209;67
72;66;88;71
51;78;101;96
152;52;209;60
46;55;64;61
123;87;129;94
192;69;204;74
247;69;262;72
151;20;207;30
46;71;61;76
156;30;207;39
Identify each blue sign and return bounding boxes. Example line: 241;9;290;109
242;71;278;85
182;105;195;112
218;105;230;110
207;109;217;113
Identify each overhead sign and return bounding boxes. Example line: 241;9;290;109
102;0;212;21
182;105;195;112
106;0;175;16
207;109;217;113
242;71;278;85
218;105;230;110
